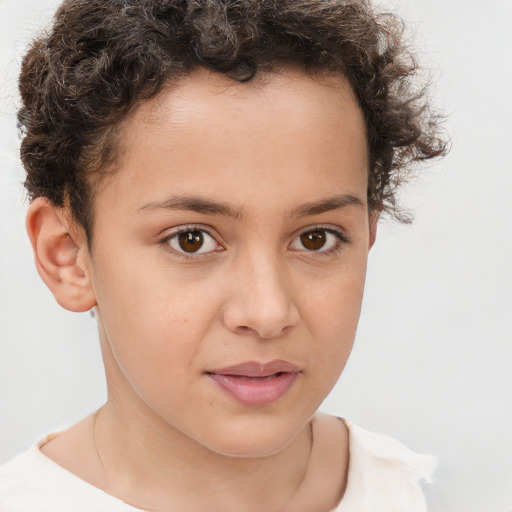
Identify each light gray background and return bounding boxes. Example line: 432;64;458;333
1;1;511;511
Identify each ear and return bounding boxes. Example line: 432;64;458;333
26;198;96;312
368;210;378;250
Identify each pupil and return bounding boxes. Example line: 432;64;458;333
301;230;326;251
178;231;204;253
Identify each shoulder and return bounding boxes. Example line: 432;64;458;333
0;441;61;512
335;418;437;512
0;435;140;512
344;418;437;476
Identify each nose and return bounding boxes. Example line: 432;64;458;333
221;253;300;339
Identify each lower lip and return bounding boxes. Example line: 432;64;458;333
208;372;299;406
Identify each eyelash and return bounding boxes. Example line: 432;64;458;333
293;227;350;258
160;225;223;259
160;225;350;259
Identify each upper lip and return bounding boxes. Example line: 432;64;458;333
208;360;301;377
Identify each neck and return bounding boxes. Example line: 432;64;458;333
94;400;313;512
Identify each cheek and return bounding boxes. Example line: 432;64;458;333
94;281;209;422
304;259;366;329
91;254;213;384
94;253;232;380
301;264;366;380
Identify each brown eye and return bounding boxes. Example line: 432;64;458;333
178;230;204;253
289;228;342;254
300;230;327;251
167;229;220;255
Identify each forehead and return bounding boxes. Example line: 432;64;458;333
130;68;366;152
95;68;369;215
137;67;361;125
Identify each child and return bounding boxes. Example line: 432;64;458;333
0;0;447;510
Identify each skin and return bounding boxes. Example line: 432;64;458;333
27;68;376;511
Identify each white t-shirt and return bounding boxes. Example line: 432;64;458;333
0;419;437;512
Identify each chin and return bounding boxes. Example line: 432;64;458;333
208;436;294;459
197;413;308;458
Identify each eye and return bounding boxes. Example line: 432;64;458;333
290;228;344;253
166;228;221;255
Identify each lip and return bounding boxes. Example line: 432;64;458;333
207;360;301;406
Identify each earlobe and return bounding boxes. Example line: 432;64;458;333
26;198;96;312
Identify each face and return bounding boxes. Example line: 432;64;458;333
84;68;373;457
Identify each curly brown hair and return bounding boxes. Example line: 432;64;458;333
18;0;447;242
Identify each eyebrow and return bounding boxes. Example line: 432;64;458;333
292;193;365;217
138;193;364;219
138;195;242;219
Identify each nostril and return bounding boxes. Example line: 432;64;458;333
222;299;300;338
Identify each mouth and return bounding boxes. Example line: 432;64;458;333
206;360;301;406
